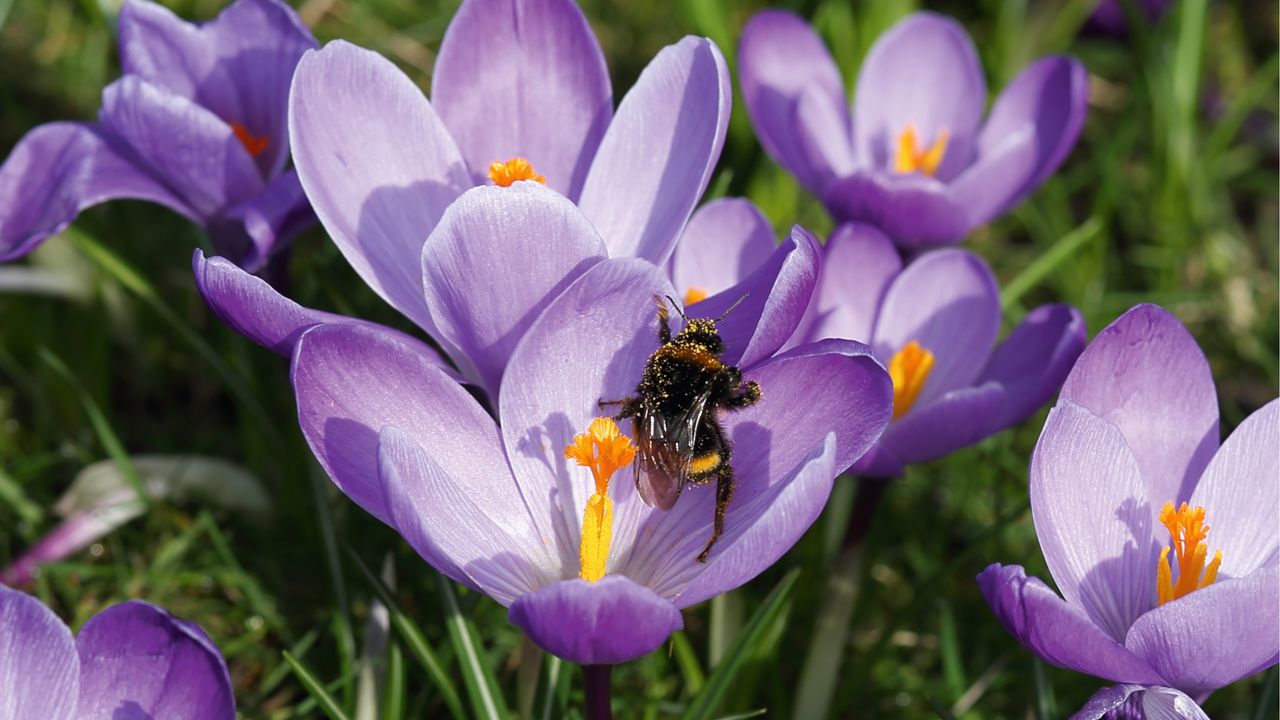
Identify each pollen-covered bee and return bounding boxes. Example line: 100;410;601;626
601;295;761;563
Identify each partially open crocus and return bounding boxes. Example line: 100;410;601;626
0;585;235;719
0;0;317;272
739;11;1088;249
979;304;1279;714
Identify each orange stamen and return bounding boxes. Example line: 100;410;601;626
488;157;546;187
230;122;269;158
564;418;637;582
894;124;949;177
1156;502;1223;605
888;340;935;419
683;287;709;307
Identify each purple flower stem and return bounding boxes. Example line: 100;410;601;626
841;475;890;551
583;664;614;720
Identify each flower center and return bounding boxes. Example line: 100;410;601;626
894;124;949;177
488;157;546;187
564;417;637;582
888;340;934;420
683;287;709;307
230;122;269;158
1156;502;1222;605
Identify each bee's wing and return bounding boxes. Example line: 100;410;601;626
633;388;712;511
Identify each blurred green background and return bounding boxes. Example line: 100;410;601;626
0;0;1276;718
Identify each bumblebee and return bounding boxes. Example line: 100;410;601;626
602;296;761;563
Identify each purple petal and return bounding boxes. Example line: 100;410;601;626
118;0;317;176
821;171;969;249
849;442;905;478
669;433;837;607
1125;567;1279;696
693;225;821;368
291;322;507;525
289;40;471;333
977;564;1162;685
872;249;1001;406
1031;401;1161;641
208;168;315;272
1061;304;1219;506
792;84;858;186
98;76;264;219
431;0;611;199
377;426;553;605
578;36;730;264
877;382;1005;465
948;124;1041;229
792;222;901;347
978;303;1088;429
0;122;192;262
1187;399;1279;578
975;56;1089;213
0;585;78;720
1070;685;1209;720
670;197;777;303
852;12;985;180
738;10;851;193
75;601;234;720
421;183;607;395
508;575;683;665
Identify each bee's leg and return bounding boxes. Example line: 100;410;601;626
697;464;735;563
598;396;640;420
725;380;762;409
655;295;673;344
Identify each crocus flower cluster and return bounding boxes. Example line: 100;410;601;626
0;584;235;719
739;11;1089;248
980;305;1279;716
0;0;317;272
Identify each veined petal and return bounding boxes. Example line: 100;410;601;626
670;197;776;302
1070;685;1209;720
431;0;611;199
289;40;471;334
978;303;1088;430
208;167;315;272
821;171;969;248
578;36;730;265
792;222;900;347
75;601;234;720
0;585;78;720
878;382;1005;465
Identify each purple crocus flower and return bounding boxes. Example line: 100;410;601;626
738;10;1089;249
0;0;317;272
979;304;1279;715
1088;0;1172;37
0;584;235;719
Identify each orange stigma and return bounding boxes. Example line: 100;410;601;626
894;124;949;177
888;340;935;419
564;417;637;582
683;287;709;307
488;157;546;187
230;122;269;158
1156;502;1222;605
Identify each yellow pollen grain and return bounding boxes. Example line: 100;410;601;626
683;287;709;307
488;157;546;187
230;122;269;158
888;340;935;420
1156;501;1224;605
564;417;637;582
894;124;950;177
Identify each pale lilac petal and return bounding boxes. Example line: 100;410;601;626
976;55;1089;211
291;322;509;526
208;168;315;272
878;382;1005;465
578;36;730;264
1031;402;1161;641
792;222;901;346
289;41;471;333
377;426;553;605
852;12;985;180
1061;304;1219;506
671;197;776;302
0;122;192;262
821;172;969;248
978;303;1088;429
98;76;264;219
1070;685;1209;720
421;183;607;395
0;585;78;720
671;434;837;607
1187;399;1279;578
508;576;683;665
693;225;820;368
1125;567;1280;696
792;84;857;186
978;564;1162;684
948;125;1041;229
872;249;1001;405
75;601;234;720
431;0;611;198
738;10;851;192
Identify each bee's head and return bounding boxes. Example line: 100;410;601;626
675;318;724;353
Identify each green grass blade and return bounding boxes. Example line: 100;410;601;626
1000;217;1104;313
437;575;510;720
670;631;706;696
681;569;800;720
381;642;405;720
282;650;353;720
537;654;567;720
792;546;862;720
